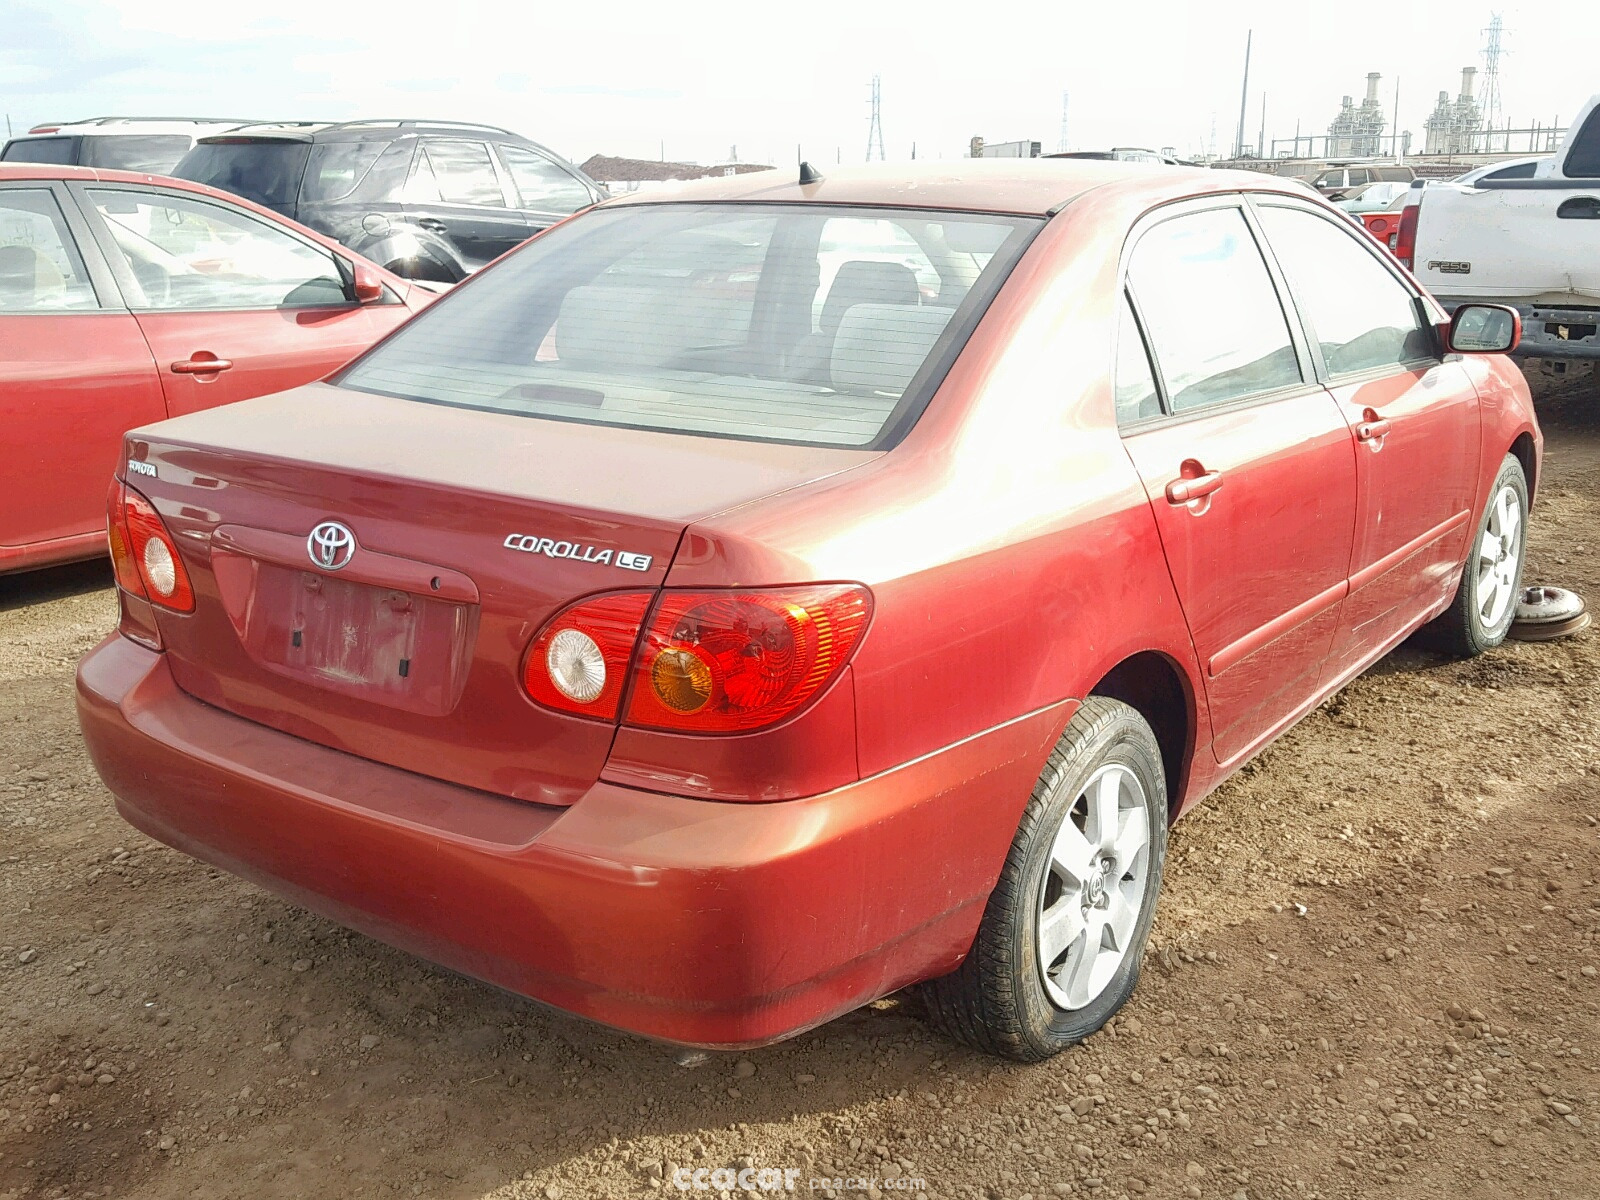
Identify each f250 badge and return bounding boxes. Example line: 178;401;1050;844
503;533;652;572
1427;260;1472;275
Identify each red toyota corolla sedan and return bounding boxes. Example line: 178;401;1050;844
76;162;1539;1060
1;163;430;575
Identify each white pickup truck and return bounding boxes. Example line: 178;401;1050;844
1399;93;1600;363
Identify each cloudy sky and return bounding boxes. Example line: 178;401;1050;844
1;0;1590;167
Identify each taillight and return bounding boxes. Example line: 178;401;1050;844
521;584;874;732
522;591;653;720
1394;203;1419;271
625;585;871;733
109;479;195;612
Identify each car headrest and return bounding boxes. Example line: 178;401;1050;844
821;260;919;335
829;304;951;396
556;282;747;371
0;244;65;309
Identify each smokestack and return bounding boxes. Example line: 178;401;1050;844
1460;66;1477;101
1365;72;1381;105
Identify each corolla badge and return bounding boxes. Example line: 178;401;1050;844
307;521;357;571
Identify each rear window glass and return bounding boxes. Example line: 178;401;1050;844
81;135;193;173
174;141;311;211
339;203;1039;449
2;137;77;165
1564;108;1600;178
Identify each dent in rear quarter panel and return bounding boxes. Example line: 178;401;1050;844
666;205;1211;847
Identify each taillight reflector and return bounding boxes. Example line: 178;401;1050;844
523;592;653;720
625;585;872;733
109;478;195;612
1394;202;1419;271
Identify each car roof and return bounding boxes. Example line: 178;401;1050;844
11;119;249;138
599;160;1304;217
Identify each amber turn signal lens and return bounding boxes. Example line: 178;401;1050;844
650;646;714;713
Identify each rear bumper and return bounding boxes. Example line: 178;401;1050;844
77;634;1070;1047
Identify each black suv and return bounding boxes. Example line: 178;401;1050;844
172;120;604;282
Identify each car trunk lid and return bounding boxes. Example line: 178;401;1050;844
129;383;874;804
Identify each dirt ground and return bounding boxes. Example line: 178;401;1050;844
2;369;1597;1200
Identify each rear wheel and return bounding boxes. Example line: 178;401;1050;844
921;697;1167;1061
1430;454;1529;657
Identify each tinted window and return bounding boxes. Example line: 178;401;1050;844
1485;161;1538;181
418;140;504;207
0;189;98;310
1127;207;1302;413
2;137;76;165
1114;295;1161;424
1347;169;1372;186
89;188;346;310
81;135;193;173
1565;108;1600;178
498;145;591;213
349;140;415;203
1257;205;1433;376
340;204;1038;448
174;141;312;211
300;141;387;203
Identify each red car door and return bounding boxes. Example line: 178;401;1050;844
1115;202;1358;766
0;182;164;565
78;182;401;419
1252;202;1480;679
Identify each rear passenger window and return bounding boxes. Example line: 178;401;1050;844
1127;207;1302;413
1114;296;1161;424
1256;206;1433;376
417;140;504;208
0;189;98;311
498;145;592;213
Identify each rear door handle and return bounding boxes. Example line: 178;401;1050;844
170;357;234;375
1165;470;1224;505
1557;196;1600;220
1356;417;1392;442
416;218;447;233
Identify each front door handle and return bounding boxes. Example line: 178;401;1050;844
170;356;234;375
1356;416;1392;442
1165;469;1224;505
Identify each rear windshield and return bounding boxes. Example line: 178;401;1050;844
339;203;1040;449
174;141;311;211
81;135;193;173
2;137;77;165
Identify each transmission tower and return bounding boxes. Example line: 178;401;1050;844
1481;13;1506;131
1057;92;1070;153
865;75;885;162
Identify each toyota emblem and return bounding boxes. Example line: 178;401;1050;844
307;521;357;571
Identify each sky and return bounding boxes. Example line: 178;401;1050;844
1;0;1593;167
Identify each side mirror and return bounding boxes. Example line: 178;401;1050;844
350;262;386;305
1446;303;1521;354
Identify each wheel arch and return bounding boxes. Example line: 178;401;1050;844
1510;429;1537;501
1087;650;1197;822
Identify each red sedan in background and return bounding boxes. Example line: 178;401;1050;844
1;164;429;574
77;162;1538;1060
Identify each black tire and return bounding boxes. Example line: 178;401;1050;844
1429;454;1529;658
921;697;1168;1061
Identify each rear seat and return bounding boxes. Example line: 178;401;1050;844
829;304;951;396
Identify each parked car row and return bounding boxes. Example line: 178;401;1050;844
2;116;604;285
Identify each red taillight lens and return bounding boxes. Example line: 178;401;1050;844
625;585;871;733
523;591;653;720
1394;203;1419;271
106;477;147;600
111;480;195;612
